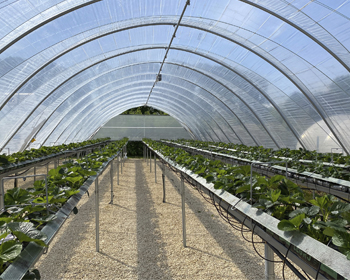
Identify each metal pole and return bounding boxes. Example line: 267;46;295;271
147;147;149;165
0;178;4;210
265;243;275;280
45;176;49;215
154;153;157;183
14;173;18;188
34;166;37;182
110;160;114;204
285;161;288;179
250;163;253;205
95;177;99;252
123;146;126;167
162;163;166;203
181;175;186;247
46;162;49;174
121;153;123;174
150;150;152;173
117;155;120;185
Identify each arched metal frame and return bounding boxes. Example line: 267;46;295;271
2;44;319;151
28;61;249;145
19;64;260;147
0;0;102;53
41;85;219;145
0;1;349;152
43;81;236;145
57;93;217;143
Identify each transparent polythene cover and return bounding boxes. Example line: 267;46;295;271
0;0;349;153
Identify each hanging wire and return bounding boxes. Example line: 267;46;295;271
161;157;316;280
283;243;293;280
251;223;282;263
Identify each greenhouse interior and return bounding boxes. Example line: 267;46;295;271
1;0;350;279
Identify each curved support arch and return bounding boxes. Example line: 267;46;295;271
48;81;237;145
238;0;350;73
68;98;212;143
4;47;280;150
67;95;224;144
0;17;340;148
34;68;250;145
42;86;221;145
32;58;302;148
57;93;219;144
38;73;248;145
0;0;102;54
86;105;199;142
0;16;346;151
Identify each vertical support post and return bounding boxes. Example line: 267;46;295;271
150;150;152;173
265;243;275;280
34;166;37;182
95;177;99;252
46;162;49;174
110;160;114;204
120;153;123;174
143;145;145;162
14;173;18;188
0;178;4;210
250;163;253;205
123;146;126;167
285;162;288;179
44;175;49;215
117;155;120;185
162;163;166;203
181;175;186;247
154;153;157;183
147;147;149;165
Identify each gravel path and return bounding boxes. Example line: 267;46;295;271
35;158;300;280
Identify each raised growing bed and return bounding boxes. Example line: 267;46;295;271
0;139;111;177
0;140;127;280
162;141;350;201
145;141;350;280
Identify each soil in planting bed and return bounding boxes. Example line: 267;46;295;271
35;158;301;280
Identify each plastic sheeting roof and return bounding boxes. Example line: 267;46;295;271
0;0;350;153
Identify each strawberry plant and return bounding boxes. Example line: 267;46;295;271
146;139;350;260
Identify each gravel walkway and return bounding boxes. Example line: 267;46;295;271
35;158;300;280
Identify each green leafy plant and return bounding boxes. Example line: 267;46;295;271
145;139;350;260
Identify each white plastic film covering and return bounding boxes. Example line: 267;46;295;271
0;0;349;153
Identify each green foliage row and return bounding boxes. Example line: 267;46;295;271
168;139;350;181
122;106;167;115
0;138;110;168
0;138;127;276
126;141;144;157
145;139;350;260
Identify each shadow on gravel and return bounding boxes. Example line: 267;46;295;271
135;160;173;280
162;164;265;276
36;167;112;279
